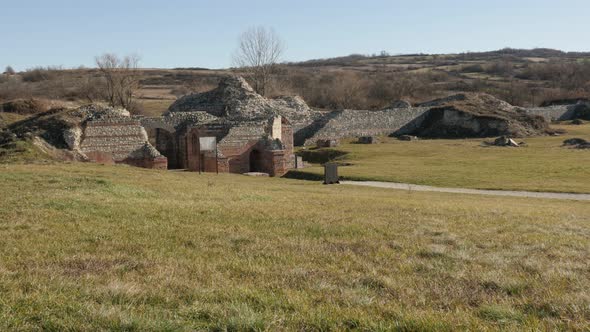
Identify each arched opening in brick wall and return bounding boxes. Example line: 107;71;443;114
148;128;179;169
249;149;263;173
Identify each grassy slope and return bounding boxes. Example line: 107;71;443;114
0;163;589;330
0;112;27;127
138;99;174;117
292;124;590;194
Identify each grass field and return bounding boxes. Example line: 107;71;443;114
292;124;590;194
1;163;589;330
0;113;27;127
138;99;175;117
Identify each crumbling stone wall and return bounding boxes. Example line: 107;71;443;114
303;108;429;145
524;105;576;121
79;115;166;169
302;97;578;144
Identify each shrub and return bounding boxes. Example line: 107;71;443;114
462;64;485;73
0;98;50;115
21;66;61;82
4;66;15;75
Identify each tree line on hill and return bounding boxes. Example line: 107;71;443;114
2;26;590;113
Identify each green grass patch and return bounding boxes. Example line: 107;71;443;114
292;124;590;193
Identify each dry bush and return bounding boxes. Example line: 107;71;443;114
484;60;514;77
95;53;141;111
0;98;50;114
461;64;485;73
126;100;147;115
517;61;590;92
0;77;32;100
299;72;368;109
4;66;15;75
70;75;107;103
21;66;62;82
274;69;440;110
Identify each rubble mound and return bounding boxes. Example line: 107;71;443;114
167;75;318;132
168;75;278;120
402;93;549;138
5;107;89;149
563;138;588;146
271;95;314;125
563;138;590;149
491;136;522;147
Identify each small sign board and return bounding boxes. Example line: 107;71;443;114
295;156;304;169
199;137;216;151
324;162;339;184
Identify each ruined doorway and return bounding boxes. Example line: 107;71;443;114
249;149;263;172
150;128;178;169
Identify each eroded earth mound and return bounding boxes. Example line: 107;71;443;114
404;93;549;138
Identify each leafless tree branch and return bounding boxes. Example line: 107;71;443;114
232;26;285;96
95;53;141;110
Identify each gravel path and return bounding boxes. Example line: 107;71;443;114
341;181;590;201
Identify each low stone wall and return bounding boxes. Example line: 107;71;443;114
524;105;574;121
303;107;429;145
301;104;580;145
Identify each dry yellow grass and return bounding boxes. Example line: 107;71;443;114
138;99;175;117
0;163;589;330
0;112;28;127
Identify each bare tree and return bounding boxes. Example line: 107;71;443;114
95;53;141;110
233;26;285;96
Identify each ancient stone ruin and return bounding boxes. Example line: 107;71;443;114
141;76;297;176
3;104;167;168
296;93;578;145
395;93;549;138
72;106;168;168
2;74;585;176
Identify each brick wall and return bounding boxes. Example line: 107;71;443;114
182;119;295;176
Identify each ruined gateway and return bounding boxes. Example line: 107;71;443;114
138;76;301;176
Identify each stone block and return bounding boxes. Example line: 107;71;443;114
324;162;339;184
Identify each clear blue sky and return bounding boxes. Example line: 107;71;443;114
2;0;589;71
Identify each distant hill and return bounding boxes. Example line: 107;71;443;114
1;49;589;115
287;48;590;68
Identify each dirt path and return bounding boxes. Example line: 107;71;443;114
341;181;590;201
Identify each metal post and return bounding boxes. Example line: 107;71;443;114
215;138;219;174
198;136;201;175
